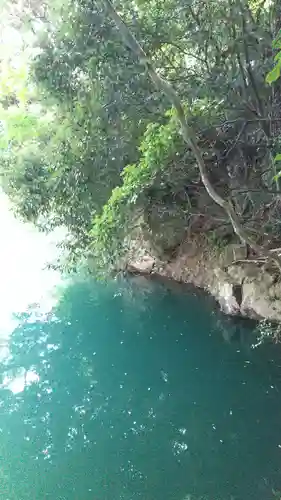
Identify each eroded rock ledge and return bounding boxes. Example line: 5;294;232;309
126;239;281;322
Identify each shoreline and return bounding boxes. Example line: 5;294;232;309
125;237;281;323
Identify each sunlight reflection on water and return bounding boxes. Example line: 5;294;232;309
1;367;40;394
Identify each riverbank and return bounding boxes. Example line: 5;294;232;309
125;234;281;322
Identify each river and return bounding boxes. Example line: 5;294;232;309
0;197;281;500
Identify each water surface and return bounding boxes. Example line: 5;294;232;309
1;275;281;500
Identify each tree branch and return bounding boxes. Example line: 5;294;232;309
101;0;281;271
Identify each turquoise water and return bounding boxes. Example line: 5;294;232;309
1;274;281;500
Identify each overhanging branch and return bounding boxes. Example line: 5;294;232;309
101;0;281;270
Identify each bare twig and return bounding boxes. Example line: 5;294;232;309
223;122;247;160
230;258;267;265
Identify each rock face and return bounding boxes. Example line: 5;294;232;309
126;237;281;322
240;279;281;321
127;255;155;274
211;270;241;316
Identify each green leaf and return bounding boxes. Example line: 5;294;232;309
274;51;281;62
273;39;281;50
274;153;281;162
273;171;281;181
266;61;281;84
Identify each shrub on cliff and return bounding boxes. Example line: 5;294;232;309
1;0;281;272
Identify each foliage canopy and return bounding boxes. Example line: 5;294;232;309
1;0;281;271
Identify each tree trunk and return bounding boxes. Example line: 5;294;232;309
101;0;281;271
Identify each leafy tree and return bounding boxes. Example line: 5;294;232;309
1;0;281;272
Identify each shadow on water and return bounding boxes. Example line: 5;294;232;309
134;273;258;346
0;276;281;500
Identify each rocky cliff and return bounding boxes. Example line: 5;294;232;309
125;235;281;322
